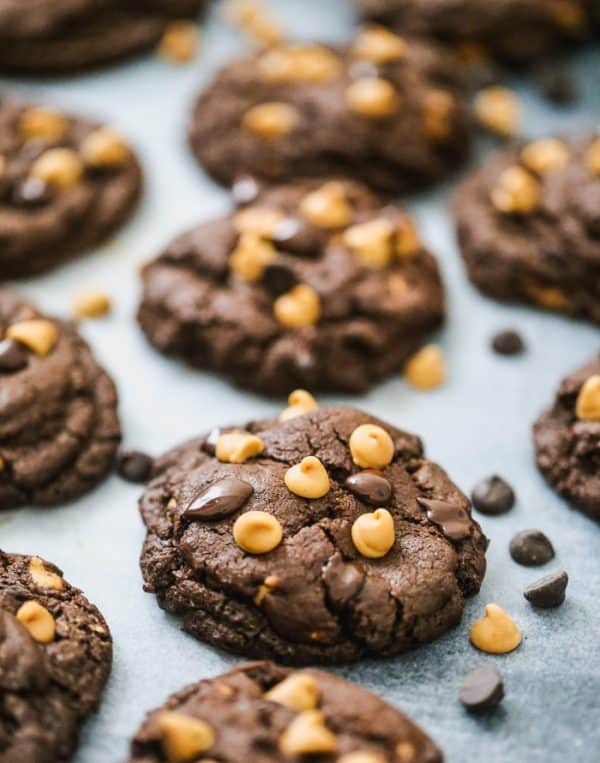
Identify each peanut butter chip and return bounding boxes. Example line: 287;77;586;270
575;375;600;421
158;21;199;64
470;603;522;654
279;389;318;421
243;102;299;139
351;508;395;558
0;155;6;180
346;77;400;119
343;218;394;269
521;138;570;175
279;710;337;756
526;284;571;311
156;712;215;762
339;753;386;763
225;0;284;45
353;25;407;63
215;432;264;463
265;673;321;711
30;148;84;189
81;127;131;169
423;89;455;142
234;206;284;237
396;215;421;260
19;107;68;141
230;233;276;281
233;510;283;554
7;320;58;356
299;182;352;229
404;345;446;390
491;166;541;215
274;284;321;329
474;86;520;137
257;46;341;83
16;601;56;643
28;557;64;591
349;424;394;469
396;742;417;762
72;289;112;318
585;138;600;175
285;456;330;499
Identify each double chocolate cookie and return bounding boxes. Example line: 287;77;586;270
139;405;487;665
0;550;112;762
0;290;121;509
534;355;600;521
127;661;443;763
356;0;591;65
189;31;470;193
138;179;445;396
0;1;205;74
0;97;142;279
455;135;600;324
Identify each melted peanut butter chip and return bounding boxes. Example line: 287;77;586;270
279;710;337;756
81;127;131;169
19;107;68;141
230;232;276;281
353;25;407;63
215;431;264;463
575;375;600;421
474;86;520;137
521;138;570;175
30;148;83;189
585;138;600;175
16;601;56;643
343;218;394;269
279;389;318;421
28;557;64;591
346;77;400;119
243;102;299;139
265;673;321;711
257;45;341;83
274;284;321;328
299;182;352;229
233;206;284;237
491;166;541;215
7;320;58;356
470;603;522;654
158;21;200;64
156;711;215;762
339;753;386;763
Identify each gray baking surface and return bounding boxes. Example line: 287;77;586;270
1;2;599;762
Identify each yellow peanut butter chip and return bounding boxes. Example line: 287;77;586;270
470;603;522;654
404;345;446;390
233;510;283;554
19;107;68;141
521;138;569;175
265;673;321;711
215;432;264;463
72;289;112;318
156;712;215;762
346;78;400;119
279;710;337;756
81;128;131;169
273;284;321;329
28;557;64;591
474;86;519;137
7;320;58;356
279;389;318;422
353;25;407;63
351;508;395;558
284;456;330;499
243;102;299;139
349;424;394;469
30;148;83;190
575;375;600;421
491;166;540;215
299;182;352;229
16;601;56;643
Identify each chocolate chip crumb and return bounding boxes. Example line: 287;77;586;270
459;666;504;712
524;569;568;608
117;450;153;483
491;329;525;355
510;529;555;567
471;475;515;515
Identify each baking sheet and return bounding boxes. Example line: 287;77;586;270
1;2;599;761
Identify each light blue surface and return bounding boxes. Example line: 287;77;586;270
1;2;599;762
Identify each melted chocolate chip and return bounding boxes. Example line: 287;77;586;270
262;263;298;297
471;475;515;516
273;217;322;255
12;177;52;207
524;569;568;608
509;529;555;567
345;471;392;505
183;476;253;521
459;666;504;713
417;497;471;541
204;427;225;456
491;329;525;356
117;451;154;484
0;339;28;373
323;553;364;610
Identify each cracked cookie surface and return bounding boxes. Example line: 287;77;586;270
0;97;142;278
0;1;206;74
127;661;443;762
189;34;470;193
0;290;121;509
138;179;445;396
0;550;112;763
534;355;600;521
455;135;600;324
139;406;487;665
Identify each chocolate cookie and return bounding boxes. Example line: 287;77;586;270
127;661;443;763
533;355;600;521
0;290;121;509
455;135;600;324
138;179;445;396
0;1;205;75
188;31;470;193
139;405;487;665
0;550;112;762
356;0;591;65
0;97;142;279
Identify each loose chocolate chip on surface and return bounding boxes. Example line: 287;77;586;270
524;569;568;608
509;529;555;567
117;450;153;484
535;64;577;105
491;330;525;356
417;497;471;541
459;666;504;713
184;476;254;520
471;475;515;516
0;339;28;373
345;471;392;505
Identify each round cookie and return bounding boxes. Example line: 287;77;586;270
188;32;471;193
0;550;112;762
534;354;600;521
0;97;142;279
356;0;591;65
127;661;443;763
139;405;487;665
0;1;206;75
138;179;445;396
455;135;600;324
0;290;121;509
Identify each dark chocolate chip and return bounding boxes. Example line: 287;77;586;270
491;330;525;356
345;471;392;506
273;217;321;255
524;569;568;608
459;666;504;713
203;427;228;456
323;553;365;609
0;339;28;373
262;263;298;297
232;176;260;206
535;64;577;105
117;450;154;484
183;476;253;521
12;177;52;207
471;475;515;516
578;185;600;237
509;529;555;567
417;497;472;541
